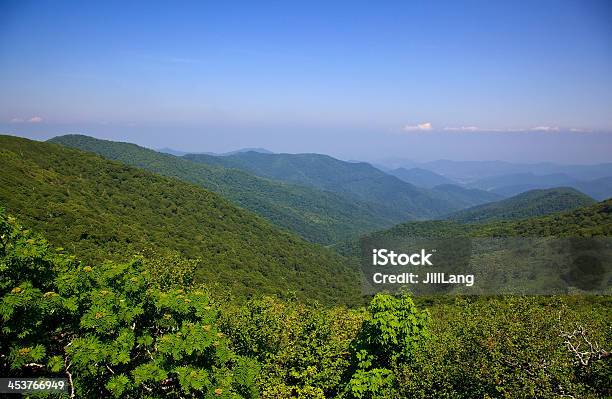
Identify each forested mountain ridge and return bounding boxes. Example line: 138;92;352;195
0;135;360;305
183;151;484;218
384;159;612;182
472;198;612;237
446;188;596;224
48;134;404;245
367;198;612;241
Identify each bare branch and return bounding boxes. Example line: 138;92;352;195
560;324;610;366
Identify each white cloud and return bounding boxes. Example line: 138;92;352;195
530;126;559;132
10;116;43;123
403;122;432;132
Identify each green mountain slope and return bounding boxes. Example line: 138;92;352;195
446;188;596;223
183;151;463;219
339;199;612;298
0;135;360;305
48;134;402;244
472;198;612;237
367;199;612;241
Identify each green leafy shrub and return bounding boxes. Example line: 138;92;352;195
345;293;430;398
0;209;258;398
219;296;364;398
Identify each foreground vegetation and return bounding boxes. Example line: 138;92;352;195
1;210;610;398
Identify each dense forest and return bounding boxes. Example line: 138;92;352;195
1;134;610;398
47;135;403;245
0;135;361;305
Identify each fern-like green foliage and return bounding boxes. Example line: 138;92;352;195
0;135;361;305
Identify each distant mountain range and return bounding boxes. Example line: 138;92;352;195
183;151;496;220
378;159;612;182
336;187;605;252
376;159;612;201
219;147;274;156
467;173;612;200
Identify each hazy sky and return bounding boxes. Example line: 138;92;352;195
1;0;611;163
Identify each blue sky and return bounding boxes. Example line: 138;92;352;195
1;0;611;163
